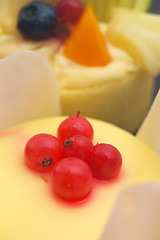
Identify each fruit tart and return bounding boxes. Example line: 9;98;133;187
0;0;160;133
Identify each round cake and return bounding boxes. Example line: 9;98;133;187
0;116;160;239
0;0;159;133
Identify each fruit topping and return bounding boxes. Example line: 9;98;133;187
63;135;93;161
56;0;84;25
24;133;63;173
51;157;93;202
24;114;122;202
88;143;122;181
63;4;111;66
17;1;58;40
57;111;94;143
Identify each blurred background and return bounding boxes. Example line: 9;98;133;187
149;0;160;99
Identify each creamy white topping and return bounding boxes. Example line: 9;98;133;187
52;39;138;89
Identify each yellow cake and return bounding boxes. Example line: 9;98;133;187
0;116;160;239
0;0;159;133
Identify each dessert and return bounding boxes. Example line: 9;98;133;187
0;115;160;239
0;0;160;133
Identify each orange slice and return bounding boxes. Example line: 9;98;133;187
63;5;111;66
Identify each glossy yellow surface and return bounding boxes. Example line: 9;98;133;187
0;117;160;240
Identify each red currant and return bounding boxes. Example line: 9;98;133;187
51;157;93;202
56;0;84;25
57;111;94;143
24;133;63;173
88;144;122;181
63;135;93;162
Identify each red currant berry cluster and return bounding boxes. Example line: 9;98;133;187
24;112;122;203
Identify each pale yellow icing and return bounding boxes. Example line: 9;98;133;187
0;116;160;240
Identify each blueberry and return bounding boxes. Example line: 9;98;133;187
17;1;58;40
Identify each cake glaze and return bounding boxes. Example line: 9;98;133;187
0;116;160;240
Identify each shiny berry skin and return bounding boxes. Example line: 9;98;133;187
51;157;93;202
57;112;94;143
24;133;63;173
63;135;93;161
88;144;122;181
56;0;84;25
17;1;58;40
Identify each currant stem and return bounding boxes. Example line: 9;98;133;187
77;110;81;117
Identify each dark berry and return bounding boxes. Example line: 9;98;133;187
56;0;84;25
17;1;58;40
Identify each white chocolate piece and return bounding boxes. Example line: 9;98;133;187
0;50;61;131
101;183;160;240
137;90;160;157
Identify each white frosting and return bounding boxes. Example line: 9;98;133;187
52;41;137;89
